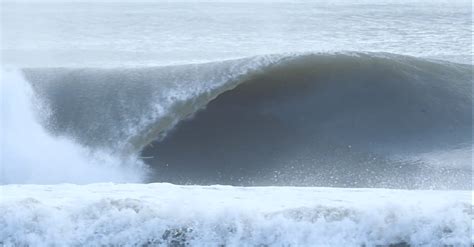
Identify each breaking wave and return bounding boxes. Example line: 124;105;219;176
0;69;146;184
3;52;472;187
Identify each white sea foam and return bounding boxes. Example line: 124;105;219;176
0;68;145;184
0;183;471;246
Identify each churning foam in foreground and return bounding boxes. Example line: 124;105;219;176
0;68;146;184
0;183;471;246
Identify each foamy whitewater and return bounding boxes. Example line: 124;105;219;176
1;184;472;246
1;0;472;246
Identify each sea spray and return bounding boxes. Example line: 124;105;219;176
0;68;146;184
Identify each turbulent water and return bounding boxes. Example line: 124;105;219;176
0;0;473;245
1;69;147;184
1;184;472;246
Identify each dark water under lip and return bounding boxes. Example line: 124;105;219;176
141;56;472;189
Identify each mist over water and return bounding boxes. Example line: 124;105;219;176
0;68;145;184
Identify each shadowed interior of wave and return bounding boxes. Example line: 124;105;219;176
142;56;472;189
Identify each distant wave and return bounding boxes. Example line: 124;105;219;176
21;52;473;188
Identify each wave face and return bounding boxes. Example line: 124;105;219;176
22;52;472;188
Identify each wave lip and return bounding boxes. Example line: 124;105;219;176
23;54;284;153
23;52;472;152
